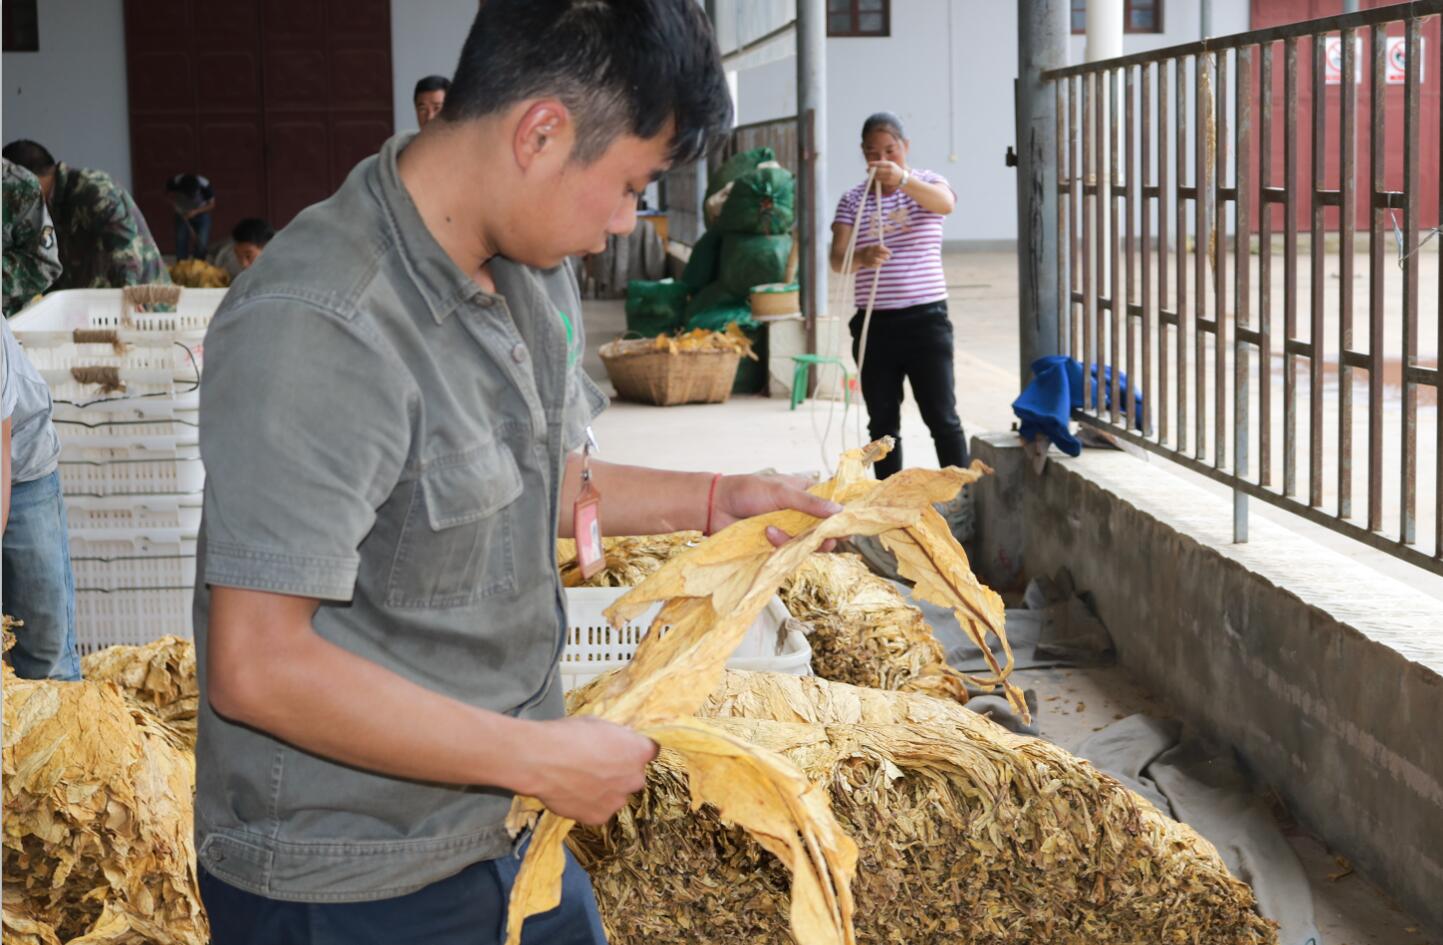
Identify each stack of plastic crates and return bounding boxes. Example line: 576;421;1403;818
11;286;226;652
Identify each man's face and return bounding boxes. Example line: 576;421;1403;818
235;241;264;270
506;129;671;270
415;91;445;129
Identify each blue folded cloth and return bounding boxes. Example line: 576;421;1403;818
1012;355;1144;457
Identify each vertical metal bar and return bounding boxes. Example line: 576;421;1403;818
1401;18;1420;545
1058;78;1070;359
1260;43;1274;488
1097;68;1109;415
1179;56;1190;454
1083;72;1095;410
1284;37;1300;499
1196;51;1211;461
1216;48;1230;471
1235;45;1253;542
1309;34;1326;509
1142;62;1154;437
1339;27;1357;520
1111;68;1123;423
1159;59;1171;446
1072;75;1082;359
1369;26;1386;532
1126;65;1138;431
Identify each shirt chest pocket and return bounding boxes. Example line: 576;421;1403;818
385;447;524;609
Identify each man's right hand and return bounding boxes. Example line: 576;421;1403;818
521;717;658;825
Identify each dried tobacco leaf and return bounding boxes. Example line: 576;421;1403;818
2;675;206;945
508;441;1018;945
780;553;971;703
81;637;198;749
556;532;700;588
567;670;1277;945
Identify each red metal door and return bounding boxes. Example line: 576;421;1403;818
125;0;267;254
1250;0;1441;231
260;0;393;227
125;0;391;249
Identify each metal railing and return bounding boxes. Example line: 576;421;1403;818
722;115;801;170
1043;1;1443;572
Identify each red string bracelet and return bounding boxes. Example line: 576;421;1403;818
704;473;723;536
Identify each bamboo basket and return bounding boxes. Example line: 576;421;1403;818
600;342;740;406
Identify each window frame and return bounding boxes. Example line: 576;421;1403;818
826;0;891;39
2;0;39;52
1070;0;1164;36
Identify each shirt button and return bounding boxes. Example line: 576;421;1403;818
511;343;528;363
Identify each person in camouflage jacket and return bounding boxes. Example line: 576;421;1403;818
2;139;170;292
2;158;63;316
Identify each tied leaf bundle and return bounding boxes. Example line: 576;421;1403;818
567;670;1277;945
505;439;1020;945
2;674;206;944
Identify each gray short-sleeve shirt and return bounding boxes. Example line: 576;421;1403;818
193;133;607;902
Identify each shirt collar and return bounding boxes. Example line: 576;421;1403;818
371;133;492;324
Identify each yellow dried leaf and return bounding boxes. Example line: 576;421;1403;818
507;440;1021;945
81;637;198;749
567;670;1276;945
2;674;205;944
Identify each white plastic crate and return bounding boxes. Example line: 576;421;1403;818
21;339;203;379
66;494;203;533
561;587;811;692
11;287;223;341
49;387;200;441
68;532;197;592
75;588;192;654
13;290;215;387
59;443;205;497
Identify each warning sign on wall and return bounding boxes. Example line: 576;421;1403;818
1324;36;1363;85
1385;36;1426;85
1324;36;1427;86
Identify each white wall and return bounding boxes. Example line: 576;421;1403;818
1068;0;1250;62
1;0;132;189
733;0;1251;243
389;0;478;133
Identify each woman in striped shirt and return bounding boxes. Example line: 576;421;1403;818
830;112;965;479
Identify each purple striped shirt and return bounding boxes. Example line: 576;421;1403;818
833;168;952;311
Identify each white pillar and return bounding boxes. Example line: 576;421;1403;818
1085;0;1123;63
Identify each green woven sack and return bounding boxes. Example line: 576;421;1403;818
624;279;689;337
680;229;723;292
714;167;796;236
717;233;793;298
683;282;757;331
706;146;776;198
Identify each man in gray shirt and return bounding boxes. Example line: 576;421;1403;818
2;317;80;680
194;2;837;943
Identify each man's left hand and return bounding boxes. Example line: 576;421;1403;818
710;473;844;550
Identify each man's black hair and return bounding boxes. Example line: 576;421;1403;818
413;75;451;100
231;217;275;246
2;139;57;176
442;0;732;166
861;112;906;142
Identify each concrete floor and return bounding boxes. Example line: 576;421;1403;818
578;248;1439;943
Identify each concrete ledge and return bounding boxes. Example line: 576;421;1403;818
971;431;1443;935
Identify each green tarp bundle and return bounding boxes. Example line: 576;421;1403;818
625;279;689;337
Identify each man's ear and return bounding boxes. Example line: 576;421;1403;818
513;100;573;172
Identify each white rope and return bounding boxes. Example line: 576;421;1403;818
809;166;889;473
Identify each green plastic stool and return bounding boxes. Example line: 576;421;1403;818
789;354;851;410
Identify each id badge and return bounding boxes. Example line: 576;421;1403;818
572;427;605;580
